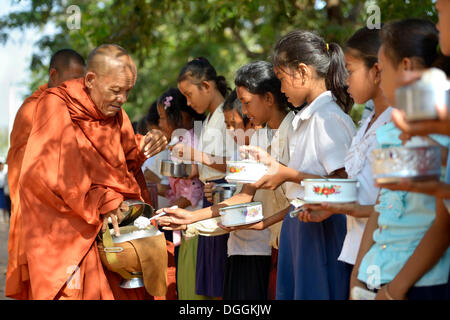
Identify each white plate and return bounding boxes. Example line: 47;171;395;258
220;217;264;228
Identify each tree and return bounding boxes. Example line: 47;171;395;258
0;0;437;121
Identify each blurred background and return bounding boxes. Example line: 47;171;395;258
0;0;438;159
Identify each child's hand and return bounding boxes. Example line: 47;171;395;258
250;171;286;191
155;207;194;226
297;209;333;223
218;221;264;232
392;107;450;136
204;182;216;203
171;143;196;162
303;202;358;216
239;145;276;166
376;179;450;199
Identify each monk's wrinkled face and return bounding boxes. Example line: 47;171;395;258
85;58;136;117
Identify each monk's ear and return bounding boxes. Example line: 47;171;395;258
85;71;96;89
48;68;58;87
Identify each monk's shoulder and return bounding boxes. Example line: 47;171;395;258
31;90;71;132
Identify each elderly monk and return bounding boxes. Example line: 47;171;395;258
17;44;168;300
6;49;85;300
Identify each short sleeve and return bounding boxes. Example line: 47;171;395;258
314;113;355;174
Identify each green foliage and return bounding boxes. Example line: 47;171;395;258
0;0;437;122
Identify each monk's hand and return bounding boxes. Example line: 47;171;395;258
204;182;216;203
141;129;168;158
102;202;129;237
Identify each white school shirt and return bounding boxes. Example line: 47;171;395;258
285;91;356;201
338;107;393;265
198;103;236;183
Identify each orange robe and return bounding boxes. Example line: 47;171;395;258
17;78;155;300
6;84;48;300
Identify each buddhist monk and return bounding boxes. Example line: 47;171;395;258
6;49;85;300
16;44;168;300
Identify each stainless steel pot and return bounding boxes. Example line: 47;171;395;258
395;68;450;121
212;183;237;204
160;160;192;178
371;145;441;183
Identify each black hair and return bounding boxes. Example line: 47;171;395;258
157;87;205;128
177;57;230;98
273;30;353;113
49;49;85;72
381;19;440;69
235;60;293;112
146;101;160;127
345;26;382;69
222;89;250;126
135;117;149;135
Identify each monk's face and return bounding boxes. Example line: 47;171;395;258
85;57;136;117
48;60;85;88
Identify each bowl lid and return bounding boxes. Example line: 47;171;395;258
302;178;358;183
219;201;262;213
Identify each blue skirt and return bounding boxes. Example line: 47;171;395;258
195;178;229;297
276;206;351;300
0;188;6;209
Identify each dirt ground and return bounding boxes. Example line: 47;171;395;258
0;219;11;300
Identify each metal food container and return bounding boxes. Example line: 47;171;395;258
219;201;263;227
212;183;237;204
225;160;268;184
160;160;193;178
371;146;441;183
301;179;359;203
395;69;450;121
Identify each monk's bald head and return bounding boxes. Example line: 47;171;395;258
48;49;85;88
87;44;136;79
85;44;137;118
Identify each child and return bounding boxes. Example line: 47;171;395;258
156;88;210;300
301;27;391;268
173;57;235;298
236;30;357;300
351;19;450;300
158;61;295;300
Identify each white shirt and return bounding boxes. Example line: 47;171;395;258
198;103;236;182
338;107;393;265
285;91;356;201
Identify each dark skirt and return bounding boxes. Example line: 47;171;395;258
195;178;229;297
223;255;271;300
276;206;351;300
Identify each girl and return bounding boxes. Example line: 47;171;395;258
351;19;450;300
300;27;391;269
172;57;235;298
156;87;210;300
236;30;357;300
158;61;295;300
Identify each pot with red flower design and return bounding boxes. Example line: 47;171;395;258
225;160;268;184
301;179;359;203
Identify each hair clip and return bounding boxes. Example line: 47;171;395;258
164;96;173;110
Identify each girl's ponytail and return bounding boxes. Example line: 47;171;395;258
215;75;231;98
327;42;353;113
178;57;230;98
273;30;353;113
